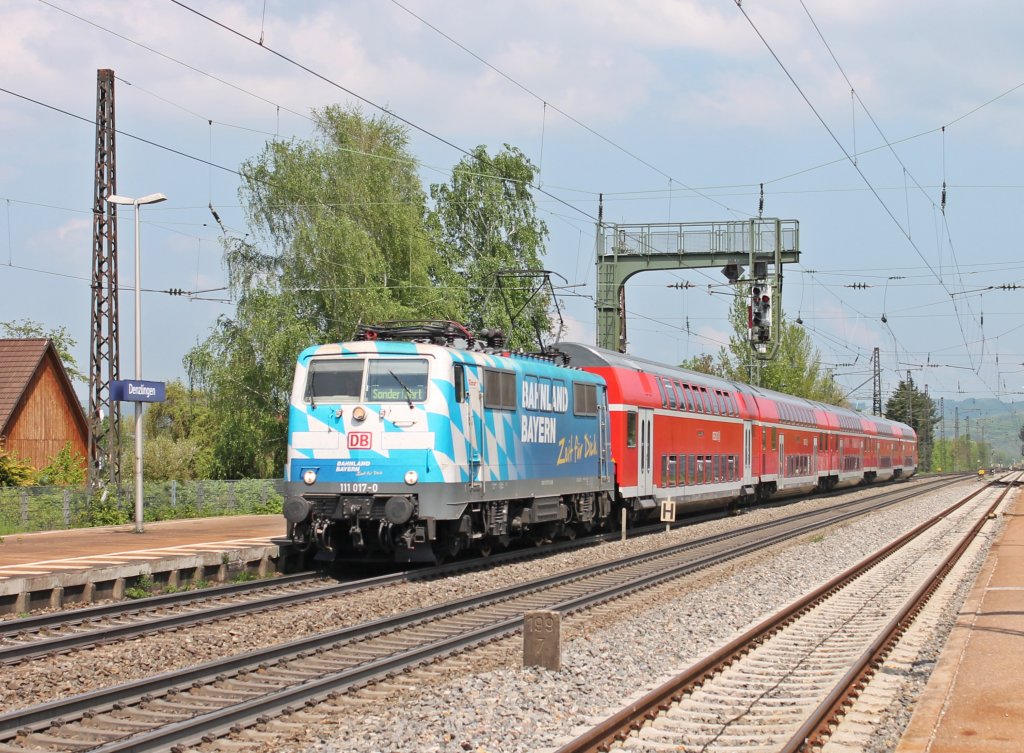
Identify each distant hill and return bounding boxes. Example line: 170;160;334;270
939;397;1024;464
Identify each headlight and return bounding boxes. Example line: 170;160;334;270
302;469;318;485
353;406;367;422
404;470;418;485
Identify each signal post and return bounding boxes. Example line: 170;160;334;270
595;218;799;360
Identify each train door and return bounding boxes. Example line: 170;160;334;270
778;434;785;485
637;408;654;497
462;365;484;489
743;421;753;482
597;386;611;482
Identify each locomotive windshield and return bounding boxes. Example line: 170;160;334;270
365;359;429;403
304;357;429;404
306;359;364;402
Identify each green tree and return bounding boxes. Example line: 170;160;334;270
884;379;939;470
142;380;215;480
1;319;86;383
188;105;449;477
685;291;848;405
678;353;717;375
427;145;551;349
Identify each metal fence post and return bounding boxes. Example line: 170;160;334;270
20;489;29;528
171;479;177;508
63;489;71;528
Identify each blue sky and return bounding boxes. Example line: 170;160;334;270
2;0;1023;411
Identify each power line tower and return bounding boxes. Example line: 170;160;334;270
87;69;122;491
906;370;913;425
871;347;882;415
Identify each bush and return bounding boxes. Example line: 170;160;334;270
0;450;35;487
83;489;130;527
35;442;86;486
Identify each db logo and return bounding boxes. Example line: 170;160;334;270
347;432;372;449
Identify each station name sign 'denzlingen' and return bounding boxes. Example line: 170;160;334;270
110;379;167;403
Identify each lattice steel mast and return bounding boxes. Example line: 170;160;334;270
872;347;882;416
87;69;121;490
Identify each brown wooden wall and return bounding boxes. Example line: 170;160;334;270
5;352;88;469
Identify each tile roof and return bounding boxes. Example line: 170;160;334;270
0;338;49;434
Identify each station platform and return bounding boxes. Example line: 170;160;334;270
0;515;294;616
896;488;1023;753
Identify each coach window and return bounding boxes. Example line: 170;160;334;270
656;378;667;408
626;411;638;448
667;455;677;486
664;379;677;409
688;454;696;484
483;369;517;410
712;454;720;482
676;454;684;485
673;382;685;410
771;427;777;450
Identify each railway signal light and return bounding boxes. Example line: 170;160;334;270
758;287;771;342
750;283;771;344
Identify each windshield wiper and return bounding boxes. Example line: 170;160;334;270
388;369;416;409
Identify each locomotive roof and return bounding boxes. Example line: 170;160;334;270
558;342;916;438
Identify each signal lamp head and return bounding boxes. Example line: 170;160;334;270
302;468;318;485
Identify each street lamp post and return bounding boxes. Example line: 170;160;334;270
107;192;167;533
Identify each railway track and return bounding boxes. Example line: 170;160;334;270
0;476;969;752
0;477;956;667
553;473;1019;753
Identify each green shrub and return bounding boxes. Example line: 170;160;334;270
34;442;86;486
125;573;154;599
0;450;35;487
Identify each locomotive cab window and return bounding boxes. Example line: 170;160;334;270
453;363;466;403
306;359;364;403
483;369;517;410
365;359;430;403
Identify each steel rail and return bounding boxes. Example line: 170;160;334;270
782;473;1019;752
552;477;1006;753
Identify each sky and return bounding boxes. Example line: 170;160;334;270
2;0;1023;415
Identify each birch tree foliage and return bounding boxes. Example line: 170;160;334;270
187;106;451;477
427;145;552;349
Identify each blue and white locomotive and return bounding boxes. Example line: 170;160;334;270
283;322;614;563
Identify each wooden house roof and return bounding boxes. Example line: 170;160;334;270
0;338;87;437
